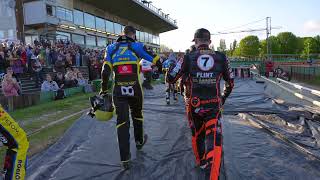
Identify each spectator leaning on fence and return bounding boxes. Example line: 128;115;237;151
77;72;92;93
1;73;20;97
41;74;59;92
6;67;20;82
5;67;21;92
41;73;65;100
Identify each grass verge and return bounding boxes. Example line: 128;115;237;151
0;113;82;167
11;92;94;122
0;92;96;167
27;113;82;156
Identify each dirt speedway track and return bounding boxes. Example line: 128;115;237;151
27;79;320;180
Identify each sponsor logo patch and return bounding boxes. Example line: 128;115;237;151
117;81;136;86
200;98;219;104
192;78;216;84
118;65;133;74
196;72;214;78
15;160;22;179
191;97;200;107
0;114;20;135
121;86;134;96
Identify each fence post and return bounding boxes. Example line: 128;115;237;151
308;67;311;80
8;96;14;112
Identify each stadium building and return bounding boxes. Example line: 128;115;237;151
0;0;178;52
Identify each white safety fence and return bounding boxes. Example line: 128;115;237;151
276;78;320;97
251;72;320;108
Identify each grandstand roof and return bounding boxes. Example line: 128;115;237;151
79;0;178;33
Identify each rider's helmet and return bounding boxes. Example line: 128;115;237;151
88;94;114;121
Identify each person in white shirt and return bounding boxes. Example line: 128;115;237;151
140;58;153;89
41;74;59;92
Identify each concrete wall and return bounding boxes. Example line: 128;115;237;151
253;75;315;107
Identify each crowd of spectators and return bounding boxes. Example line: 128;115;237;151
41;67;92;99
0;39;100;97
41;67;93;98
0;39;105;78
41;68;81;92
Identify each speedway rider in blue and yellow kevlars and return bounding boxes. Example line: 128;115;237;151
100;26;161;169
167;28;234;180
0;105;29;180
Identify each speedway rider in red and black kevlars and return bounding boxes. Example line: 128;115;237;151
167;28;234;180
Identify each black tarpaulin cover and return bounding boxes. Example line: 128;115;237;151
27;79;320;180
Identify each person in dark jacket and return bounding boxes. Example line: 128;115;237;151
54;72;65;89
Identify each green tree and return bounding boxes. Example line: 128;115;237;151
302;37;318;57
314;35;320;53
260;40;266;56
226;48;233;57
296;37;305;55
277;32;298;54
233;46;241;57
259;36;280;56
238;35;260;57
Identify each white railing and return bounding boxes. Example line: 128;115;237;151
134;0;177;25
276;78;320;97
251;71;320;107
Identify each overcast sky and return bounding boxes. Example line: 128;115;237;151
154;0;320;51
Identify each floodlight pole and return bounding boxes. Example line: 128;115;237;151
266;17;272;61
